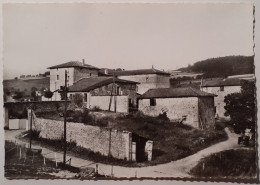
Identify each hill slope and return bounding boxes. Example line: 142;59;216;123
179;56;254;78
3;77;50;91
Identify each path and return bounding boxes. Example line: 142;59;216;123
5;128;241;178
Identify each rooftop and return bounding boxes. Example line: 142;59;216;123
139;87;216;99
48;61;100;70
102;68;170;76
68;77;139;92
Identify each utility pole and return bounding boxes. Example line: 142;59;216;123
108;72;115;111
29;105;33;150
63;70;68;167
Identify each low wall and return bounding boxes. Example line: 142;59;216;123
89;95;129;113
9;119;28;130
32;116;132;160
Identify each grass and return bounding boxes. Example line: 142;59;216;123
190;149;257;178
5;141;80;179
27;111;228;167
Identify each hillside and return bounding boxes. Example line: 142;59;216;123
179;56;254;78
3;77;50;92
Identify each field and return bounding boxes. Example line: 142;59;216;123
190;149;257;179
3;77;50;91
5;141;79;179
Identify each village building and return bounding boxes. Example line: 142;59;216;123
138;87;216;129
102;68;171;94
48;60;100;100
200;78;243;119
67;76;139;113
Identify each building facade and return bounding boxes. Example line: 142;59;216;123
138;87;216;129
200;78;242;119
48;61;99;100
67;77;139;112
104;68;170;94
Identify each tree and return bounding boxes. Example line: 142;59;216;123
224;80;256;134
44;90;53;99
13;91;23;100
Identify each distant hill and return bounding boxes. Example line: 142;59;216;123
179;56;254;78
3;77;50;92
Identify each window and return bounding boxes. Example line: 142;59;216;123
90;73;92;76
220;86;224;91
150;98;156;106
57;75;59;80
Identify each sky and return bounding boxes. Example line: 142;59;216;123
3;3;254;79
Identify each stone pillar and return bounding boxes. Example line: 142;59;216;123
145;140;153;161
131;142;136;161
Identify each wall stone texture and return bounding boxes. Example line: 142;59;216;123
198;97;215;129
201;86;241;118
138;96;215;129
33;117;132;160
90;95;129;113
139;97;199;127
118;74;170;94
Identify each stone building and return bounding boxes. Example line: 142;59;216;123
67;76;139;113
48;60;100;100
200;78;242;119
102;68;171;94
138;87;216;129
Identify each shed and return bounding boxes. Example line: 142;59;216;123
138;87;216;129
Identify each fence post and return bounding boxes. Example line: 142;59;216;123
54;152;57;167
111;165;113;177
96;164;98;175
19;147;22;159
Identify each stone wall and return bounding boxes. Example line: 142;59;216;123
73;68;99;82
201;86;241;118
118;74;170;94
33;117;132;160
89;95;129;113
138;97;199;127
198;97;215;129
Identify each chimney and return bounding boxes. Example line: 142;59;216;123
82;59;85;65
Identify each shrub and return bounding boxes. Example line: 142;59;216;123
73;94;84;108
44;91;53;99
215;121;226;130
157;112;169;121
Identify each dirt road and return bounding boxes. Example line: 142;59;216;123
5;128;240;178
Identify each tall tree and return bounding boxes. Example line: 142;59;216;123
224;80;256;134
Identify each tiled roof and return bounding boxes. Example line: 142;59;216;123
139;87;216;99
102;68;170;76
48;61;100;70
201;78;242;87
68;77;139;92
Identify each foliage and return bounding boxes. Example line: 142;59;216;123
73;94;84;108
190;149;257;178
179;56;254;78
224;80;256;134
13;91;24;100
44;90;53;99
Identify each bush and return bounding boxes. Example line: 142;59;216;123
157;112;169;121
44;91;53;99
215;121;226;130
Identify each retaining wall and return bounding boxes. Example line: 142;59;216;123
32;116;132;160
